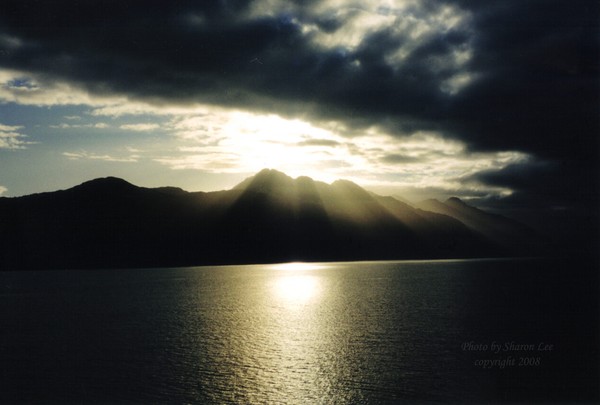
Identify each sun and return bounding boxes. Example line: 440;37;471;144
219;112;344;183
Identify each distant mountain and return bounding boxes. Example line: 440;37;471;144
0;169;542;270
417;197;541;251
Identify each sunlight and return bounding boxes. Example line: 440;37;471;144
220;112;343;182
146;104;530;199
274;275;320;303
271;262;326;305
271;262;325;272
164;110;348;184
154;107;530;200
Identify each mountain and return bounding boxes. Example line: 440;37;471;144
417;197;542;251
0;169;541;270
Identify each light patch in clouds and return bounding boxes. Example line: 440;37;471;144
0;34;23;50
0;123;31;149
0;185;7;195
120;123;160;132
334;130;528;196
91;102;200;118
0;69;121;107
0;69;180;118
63;151;139;163
50;122;109;129
248;0;475;94
441;72;478;95
0;68;209;121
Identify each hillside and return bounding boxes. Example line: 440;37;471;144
418;197;541;250
0;169;541;270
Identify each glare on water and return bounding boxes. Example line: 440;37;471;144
270;262;326;305
271;261;327;272
274;275;320;303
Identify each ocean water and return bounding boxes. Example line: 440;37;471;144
1;258;598;403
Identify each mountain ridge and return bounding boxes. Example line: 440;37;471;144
0;169;544;270
417;196;540;249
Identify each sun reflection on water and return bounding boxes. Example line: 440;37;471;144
271;262;326;272
274;275;319;303
270;262;327;304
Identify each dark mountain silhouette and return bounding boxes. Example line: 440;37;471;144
417;197;542;251
0;169;542;270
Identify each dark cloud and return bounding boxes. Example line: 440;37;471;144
0;1;469;117
466;158;599;244
473;158;599;210
446;0;599;158
0;0;598;229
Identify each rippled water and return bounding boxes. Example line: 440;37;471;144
1;259;598;403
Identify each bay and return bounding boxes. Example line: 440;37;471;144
1;258;598;403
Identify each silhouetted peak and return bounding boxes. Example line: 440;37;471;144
446;197;469;207
254;168;292;182
331;179;362;191
75;177;136;192
418;199;452;213
331;179;374;201
420;198;443;206
295;175;314;184
234;168;295;194
294;175;316;191
154;186;187;196
391;194;414;206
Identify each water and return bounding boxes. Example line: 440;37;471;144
1;258;598;403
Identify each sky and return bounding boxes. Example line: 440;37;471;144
0;0;598;233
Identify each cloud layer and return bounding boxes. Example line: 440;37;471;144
0;1;595;151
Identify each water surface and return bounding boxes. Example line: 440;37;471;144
1;258;598;403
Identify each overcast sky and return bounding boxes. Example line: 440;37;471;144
0;0;598;231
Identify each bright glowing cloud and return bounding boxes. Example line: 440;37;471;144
156;111;358;184
0;185;7;195
154;109;529;197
